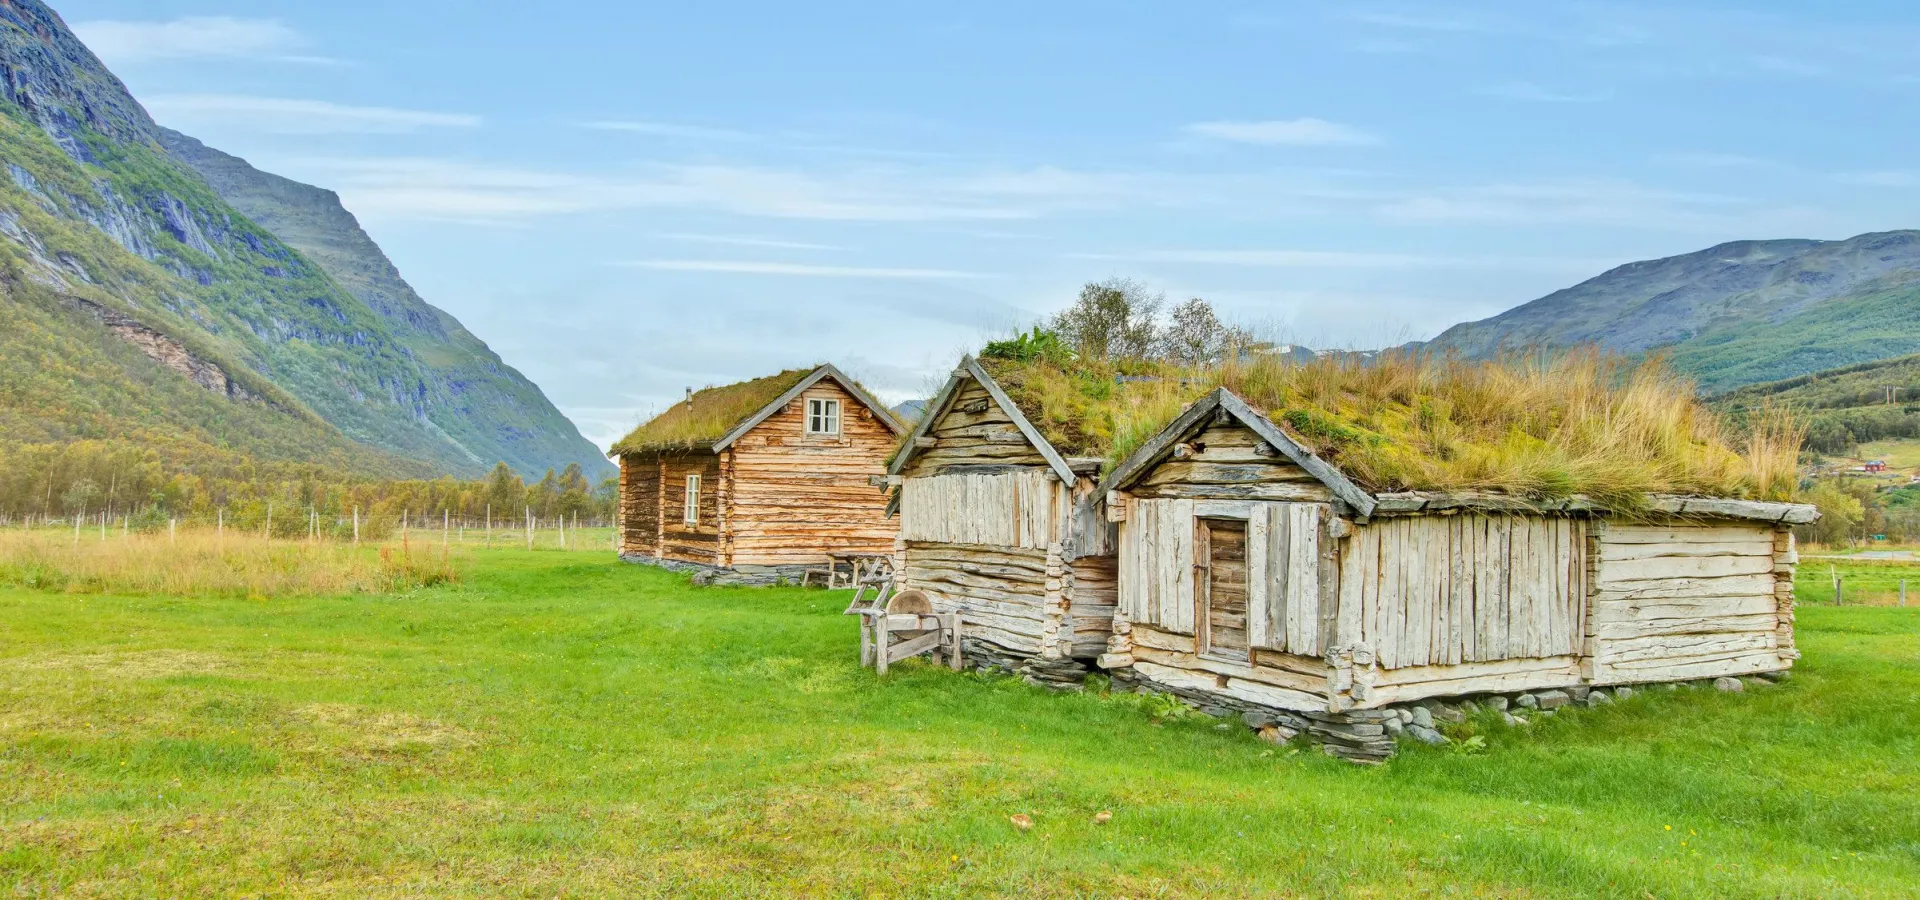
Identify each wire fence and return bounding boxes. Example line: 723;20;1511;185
0;509;620;552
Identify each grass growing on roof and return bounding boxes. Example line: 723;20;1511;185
612;368;814;453
983;349;1801;509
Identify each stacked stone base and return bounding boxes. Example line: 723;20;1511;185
1109;668;1397;762
618;554;817;587
960;637;1092;690
1109;667;1790;763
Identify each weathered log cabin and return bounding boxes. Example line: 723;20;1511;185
1096;388;1816;760
885;357;1119;684
612;364;905;585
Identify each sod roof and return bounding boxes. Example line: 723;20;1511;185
611;368;815;454
968;350;1801;511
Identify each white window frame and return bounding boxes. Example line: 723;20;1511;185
683;474;700;526
806;397;842;436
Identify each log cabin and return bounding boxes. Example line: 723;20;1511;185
1095;388;1816;760
612;364;905;585
884;357;1120;684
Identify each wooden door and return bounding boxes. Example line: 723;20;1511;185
1198;517;1251;658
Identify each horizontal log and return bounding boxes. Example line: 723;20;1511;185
1598;541;1774;561
1592;651;1786;685
1131;646;1329;695
1361;665;1582;708
1132;626;1198;654
1588;613;1780;640
1368;654;1580;686
1592;573;1776;602
1599;631;1775;665
1589;593;1778;624
1597;554;1775;583
1131;482;1334;502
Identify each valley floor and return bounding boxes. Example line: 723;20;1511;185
1;551;1917;898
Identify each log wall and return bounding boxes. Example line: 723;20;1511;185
1586;521;1794;684
618;454;662;556
904;541;1050;656
660;453;722;565
903;378;1050;475
1128;422;1334;503
725;381;898;566
1064;554;1118;658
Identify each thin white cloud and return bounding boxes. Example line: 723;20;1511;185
655;233;848;251
296;157;1037;223
145;95;480;134
1481;82;1609;103
1186;118;1380;147
1076;249;1611;272
582;120;758;141
71;16;337;65
618;260;991;280
1835;171;1920;188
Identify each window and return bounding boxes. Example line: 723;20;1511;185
806;398;842;435
683;474;700;526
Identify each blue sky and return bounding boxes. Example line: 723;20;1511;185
55;1;1920;449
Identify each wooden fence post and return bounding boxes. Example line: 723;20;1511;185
353;507;360;545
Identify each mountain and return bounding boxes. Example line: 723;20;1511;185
1712;352;1920;458
0;0;609;479
1421;231;1920;393
157;130;612;479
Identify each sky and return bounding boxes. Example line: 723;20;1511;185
53;1;1920;450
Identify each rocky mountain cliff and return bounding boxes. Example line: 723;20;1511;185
1421;231;1920;392
0;0;609;478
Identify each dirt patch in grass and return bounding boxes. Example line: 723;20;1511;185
2;648;231;679
291;703;477;751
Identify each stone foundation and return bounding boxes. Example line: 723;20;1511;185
618;554;817;587
1110;666;1790;764
960;637;1093;690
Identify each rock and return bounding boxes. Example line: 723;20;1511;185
1713;677;1744;693
1256;724;1298;744
1503;713;1529;727
1515;693;1540;710
1199;705;1233;718
1613;686;1635;701
1536;690;1572;710
1243;710;1278;729
1756;670;1791;683
1566;686;1592;702
1410;707;1435;729
1383;718;1405;737
1483;695;1510;712
1586;690;1612;707
1435;705;1466;724
1407;725;1449;745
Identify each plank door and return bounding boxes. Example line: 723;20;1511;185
1199;517;1251;659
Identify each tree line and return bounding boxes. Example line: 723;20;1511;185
0;440;617;537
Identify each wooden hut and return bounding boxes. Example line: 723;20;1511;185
884;357;1118;684
1094;388;1815;760
612;364;905;585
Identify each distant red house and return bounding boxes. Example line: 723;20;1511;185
1864;460;1888;473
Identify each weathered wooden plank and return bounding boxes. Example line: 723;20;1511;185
1600;524;1780;544
1246;504;1274;650
1286;503;1323;657
1598;540;1775;561
1598;554;1776;583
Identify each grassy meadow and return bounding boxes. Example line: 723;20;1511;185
1;542;1917;897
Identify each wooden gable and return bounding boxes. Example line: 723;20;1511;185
890;358;1076;484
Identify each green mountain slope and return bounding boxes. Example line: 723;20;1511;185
1712;352;1920;456
157;130;612;479
1421;231;1920;393
0;0;607;478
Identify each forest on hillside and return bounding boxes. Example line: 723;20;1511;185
0;440;616;538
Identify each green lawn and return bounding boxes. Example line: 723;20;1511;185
2;551;1917;898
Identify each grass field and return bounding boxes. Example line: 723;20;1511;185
2;548;1918;897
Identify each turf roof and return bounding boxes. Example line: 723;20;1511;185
612;368;815;454
968;351;1802;510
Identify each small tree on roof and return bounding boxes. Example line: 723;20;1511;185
1051;278;1163;361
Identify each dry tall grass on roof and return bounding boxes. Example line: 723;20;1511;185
981;349;1802;510
612;368;814;454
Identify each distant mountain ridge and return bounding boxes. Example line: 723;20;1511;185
157;130;612;478
1420;230;1920;392
0;0;609;478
